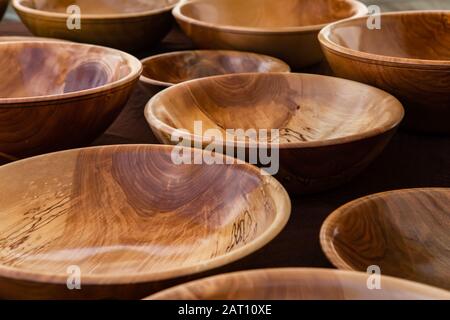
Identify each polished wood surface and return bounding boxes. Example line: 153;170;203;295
148;268;450;300
0;0;8;20
319;11;450;134
145;72;404;194
140;50;290;93
0;41;141;159
0;35;67;41
321;188;450;290
0;144;290;299
13;0;178;51
173;0;367;68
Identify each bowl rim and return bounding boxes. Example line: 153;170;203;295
0;144;292;285
319;10;450;69
173;0;368;34
0;41;142;106
139;49;291;88
12;0;178;20
147;267;450;300
320;187;450;272
145;72;405;149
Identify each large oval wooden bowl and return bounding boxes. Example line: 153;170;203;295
319;11;450;134
13;0;178;51
0;41;141;160
145;73;404;194
140;50;290;94
173;0;367;69
0;0;8;20
148;268;450;300
320;188;450;290
0;145;291;299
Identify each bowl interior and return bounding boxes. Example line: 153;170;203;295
141;51;289;85
325;12;450;60
179;0;363;29
322;188;450;290
0;42;133;99
0;145;287;280
148;73;403;144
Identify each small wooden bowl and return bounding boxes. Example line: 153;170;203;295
145;73;404;194
319;11;450;134
148;268;450;300
0;145;291;299
173;0;367;69
13;0;178;51
320;188;450;290
0;0;8;20
140;50;290;94
0;41;141;159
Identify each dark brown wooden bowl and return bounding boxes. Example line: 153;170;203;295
0;41;141;159
319;11;450;134
320;188;450;290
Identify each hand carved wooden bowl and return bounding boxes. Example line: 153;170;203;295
0;41;141;159
140;50;290;94
319;11;450;134
0;0;8;20
0;145;291;299
173;0;367;69
320;188;450;290
13;0;178;51
148;268;450;300
145;73;404;194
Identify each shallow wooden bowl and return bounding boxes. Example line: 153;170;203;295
140;50;290;94
319;11;450;134
148;268;450;300
320;188;450;290
13;0;178;51
145;73;404;194
0;0;8;20
0;41;141;159
173;0;367;69
0;145;291;299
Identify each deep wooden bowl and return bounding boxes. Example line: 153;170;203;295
0;145;291;299
173;0;367;69
140;50;290;94
0;41;141;159
0;0;8;20
319;11;450;134
148;268;450;300
320;188;450;290
13;0;178;51
145;73;404;194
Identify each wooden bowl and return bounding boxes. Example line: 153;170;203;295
173;0;367;69
0;41;141;159
320;188;450;290
319;11;450;134
13;0;178;51
145;73;404;194
0;0;8;20
0;144;291;299
148;268;450;300
140;50;290;94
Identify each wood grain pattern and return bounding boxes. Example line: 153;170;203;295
13;0;178;51
140;50;290;93
320;188;450;290
319;11;450;134
0;144;291;299
148;268;450;300
145;72;404;194
0;0;8;20
0;41;142;159
173;0;367;68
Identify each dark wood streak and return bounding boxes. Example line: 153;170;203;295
226;211;258;253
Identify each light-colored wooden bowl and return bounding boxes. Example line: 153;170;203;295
145;73;404;194
320;188;450;290
148;268;450;300
0;0;8;20
173;0;367;69
319;11;450;134
13;0;178;51
140;50;290;94
0;41;142;159
0;144;291;299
